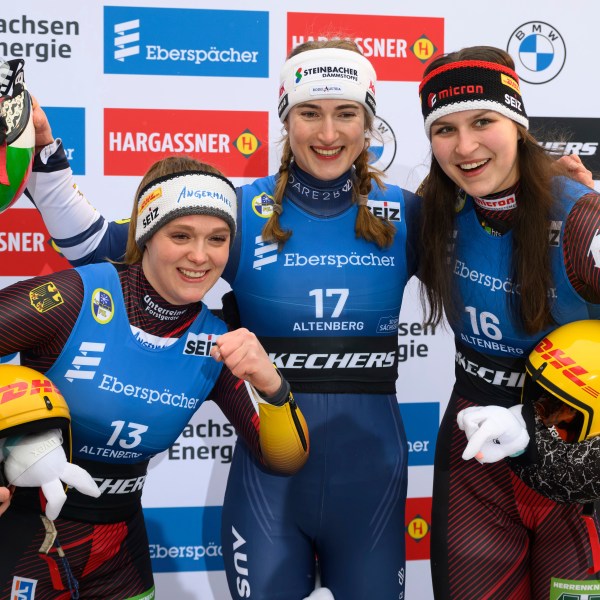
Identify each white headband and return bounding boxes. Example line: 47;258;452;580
278;48;377;122
135;171;237;249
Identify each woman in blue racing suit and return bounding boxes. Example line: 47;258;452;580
27;39;421;599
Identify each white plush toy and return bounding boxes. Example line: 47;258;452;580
457;404;530;464
303;588;335;600
2;429;100;520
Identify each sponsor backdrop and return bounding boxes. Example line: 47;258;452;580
2;1;598;598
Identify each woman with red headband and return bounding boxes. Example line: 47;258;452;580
417;46;600;599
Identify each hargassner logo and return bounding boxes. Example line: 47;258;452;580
287;13;444;81
113;19;140;61
104;7;268;77
64;341;105;382
253;235;278;270
104;108;268;177
0;209;70;277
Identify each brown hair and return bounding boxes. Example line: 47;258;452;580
124;156;226;264
262;38;396;249
418;46;571;334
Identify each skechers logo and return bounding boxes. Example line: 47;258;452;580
539;141;598;156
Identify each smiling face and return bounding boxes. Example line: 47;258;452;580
430;109;520;197
141;214;230;306
286;99;367;181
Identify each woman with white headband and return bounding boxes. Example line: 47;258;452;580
417;46;600;599
0;155;309;599
26;39;420;599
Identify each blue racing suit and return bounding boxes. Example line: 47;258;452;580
27;147;421;599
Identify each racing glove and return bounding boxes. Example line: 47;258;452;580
458;404;530;464
2;429;100;520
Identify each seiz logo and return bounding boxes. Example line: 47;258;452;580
64;342;106;382
0;378;62;406
367;199;401;222
534;338;599;398
114;19;140;61
183;332;218;356
548;220;562;247
10;576;37;600
253;235;278;270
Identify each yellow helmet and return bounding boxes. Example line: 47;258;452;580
524;320;600;442
0;365;72;458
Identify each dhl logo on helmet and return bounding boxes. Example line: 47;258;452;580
0;378;62;405
533;337;599;399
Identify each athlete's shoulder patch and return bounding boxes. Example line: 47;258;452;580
91;288;114;324
29;281;64;313
252;192;276;218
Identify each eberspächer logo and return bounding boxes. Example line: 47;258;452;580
114;19;140;61
104;7;268;77
507;21;566;84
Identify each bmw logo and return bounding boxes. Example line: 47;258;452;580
507;21;566;84
368;116;397;172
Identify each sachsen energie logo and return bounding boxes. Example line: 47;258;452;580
287;13;444;81
104;7;268;77
104;109;268;177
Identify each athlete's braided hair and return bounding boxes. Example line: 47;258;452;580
262;38;395;249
